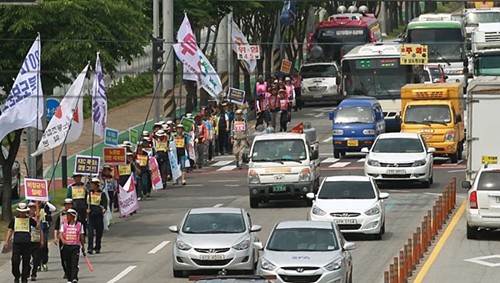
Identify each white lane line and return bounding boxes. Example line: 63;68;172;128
321;157;339;164
211;160;233;166
148;241;170;254
329;162;351;168
425;193;443;197
107;266;137;283
357;158;365;163
213;203;224;207
185;184;202;187
448;169;466;173
224;184;240;187
217;165;237;171
210;179;239;182
322;136;333;143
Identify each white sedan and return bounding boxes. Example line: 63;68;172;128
307;175;389;240
362;132;435;188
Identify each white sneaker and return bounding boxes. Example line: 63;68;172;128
138;197;142;201
182;180;186;185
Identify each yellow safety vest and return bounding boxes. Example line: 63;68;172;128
174;136;185;148
71;185;86;200
89;192;102;206
137;155;148;167
118;165;131;176
156;140;168;152
14;217;30;233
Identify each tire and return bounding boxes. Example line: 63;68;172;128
422;180;430;188
341;151;346;157
450;151;459;164
250;198;259;208
173;269;183;278
457;141;463;161
305;198;313;207
381;221;386;235
466;223;478;240
373;229;382;240
334;149;340;159
429;174;434;185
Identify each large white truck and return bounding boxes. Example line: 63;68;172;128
465;76;500;181
471;22;500;77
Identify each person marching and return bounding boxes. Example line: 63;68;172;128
117;152;138;216
254;75;267;99
195;114;208;169
135;140;152;199
278;89;290;132
59;208;85;283
38;197;55;273
54;199;74;280
86;178;108;254
284;77;295;122
154;129;170;188
4;203;40;283
268;87;281;130
172;124;189;185
202;110;214;165
28;202;44;282
66;173;88;232
291;69;302;111
100;165;117;213
230;110;249;170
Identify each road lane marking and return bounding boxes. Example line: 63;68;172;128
329;162;351;167
413;199;466;283
107;265;137;283
210;179;239;182
224;184;240;187
321;157;339;164
148;241;170;254
213;203;224;207
211;160;233;166
357;158;365;162
464;255;500;267
322;137;333;143
448;169;466;173
218;165;237;171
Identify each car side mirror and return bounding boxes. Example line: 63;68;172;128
444;75;449;80
427;147;436;154
306;192;315;199
379;192;390;199
329;111;335;121
311;150;319;160
343;242;356;251
242;153;250;163
168;225;179;233
433;78;440;83
361;147;369;153
462;181;471;189
456;114;462;123
250;225;262;232
375;112;382;120
253;242;264;250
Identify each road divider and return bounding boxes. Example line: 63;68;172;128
383;177;457;283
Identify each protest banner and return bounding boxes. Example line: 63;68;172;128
149;157;164;190
74;155;101;175
118;175;139;217
24;179;48;201
103;147;127;165
168;141;182;181
227;87;246;105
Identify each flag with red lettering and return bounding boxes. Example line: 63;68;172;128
288;122;303;133
118;174;139;217
231;20;256;73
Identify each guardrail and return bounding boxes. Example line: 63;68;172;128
384;177;457;283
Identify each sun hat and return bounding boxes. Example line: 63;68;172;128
16;203;29;212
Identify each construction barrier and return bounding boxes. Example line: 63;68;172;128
383;177;457;282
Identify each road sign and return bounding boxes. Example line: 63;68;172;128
104;128;119;147
400;44;428;65
237;45;260;61
45;98;60;122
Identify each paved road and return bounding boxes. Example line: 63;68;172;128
0;105;468;283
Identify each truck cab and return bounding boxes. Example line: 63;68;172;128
247;133;320;208
400;83;465;163
329;96;385;158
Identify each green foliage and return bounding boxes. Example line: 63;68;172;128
83;72;153;119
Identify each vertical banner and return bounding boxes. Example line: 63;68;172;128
149;157;164;190
118;175;139;217
92;52;108;138
168;141;182;181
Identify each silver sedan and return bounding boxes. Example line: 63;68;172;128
169;207;262;277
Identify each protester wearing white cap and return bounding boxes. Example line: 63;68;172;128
230;109;249;170
66;172;88;233
26;201;44;281
5;203;40;283
59;208;85;283
185;113;193;119
172;124;189;185
154;130;171;187
86;178;108;254
54;198;74;279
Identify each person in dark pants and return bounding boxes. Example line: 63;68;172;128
215;104;229;155
4;203;40;283
86;178;108;254
39;197;55;272
135;141;151;200
66;173;88;232
184;80;198;113
154;129;170;188
292;69;303;111
54;199;74;280
28;202;44;281
59;209;85;283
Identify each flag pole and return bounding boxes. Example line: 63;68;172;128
90;56;97;165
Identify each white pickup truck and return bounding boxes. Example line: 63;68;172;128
246;132;320;208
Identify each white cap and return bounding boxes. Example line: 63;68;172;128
186;113;193;118
166;120;173;125
16;203;29;212
90;177;101;184
156;130;166;137
235;109;243;114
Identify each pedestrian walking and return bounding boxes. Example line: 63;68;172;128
202;110;214;165
268;87;281;130
291;69;303;111
216;104;229;155
284;77;295;122
195;115;208;169
59;208;85;283
172;124;189;185
54;198;74;279
66;173;88;232
4;203;40;283
279;89;290;132
86;178;108;254
154;129;170;187
28;202;44;281
136;141;152;199
100;165;117;212
230;110;249;170
38;197;55;272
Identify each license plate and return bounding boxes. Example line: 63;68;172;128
334;219;357;225
199;254;225;261
313;93;323;98
347;140;359;147
496;197;500;203
273;184;287;192
387;169;406;174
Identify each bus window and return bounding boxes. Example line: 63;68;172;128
407;28;463;62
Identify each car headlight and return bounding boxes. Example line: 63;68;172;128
232;238;251;250
332;130;344;135
176;238;192;251
260;257;277;271
412;159;427;167
324;258;343;271
444;130;455;142
312;205;327;216
365;205;381;216
363;129;375;135
367;159;380;166
299;168;311;182
248;170;260;184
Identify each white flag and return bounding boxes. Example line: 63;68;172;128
65;93;83;144
32;64;89;156
0;35;43;142
92;53;107;138
231;20;257;73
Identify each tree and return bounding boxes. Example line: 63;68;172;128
0;0;150;221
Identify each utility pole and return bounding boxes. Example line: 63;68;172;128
272;12;282;73
153;0;161;122
217;14;229;98
163;0;176;120
227;12;233;90
381;1;387;36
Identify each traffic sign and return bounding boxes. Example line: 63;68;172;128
104;128;119;147
45;98;60;122
237;45;260;61
400;44;428;65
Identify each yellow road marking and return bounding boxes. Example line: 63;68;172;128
413;199;466;283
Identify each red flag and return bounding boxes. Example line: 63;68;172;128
288;122;303;133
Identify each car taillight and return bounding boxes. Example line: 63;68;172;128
470;191;478;209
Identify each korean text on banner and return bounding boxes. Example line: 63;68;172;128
24;179;48;201
92;52;107;138
400;44;428;65
227;88;246;105
280;59;292;74
74;155;101;175
103;147;127;165
104;128;119;147
129;128;138;145
231;20;257;73
0;35;44;142
118;175;139;217
180;118;194;132
168;141;182;181
149;157;164;190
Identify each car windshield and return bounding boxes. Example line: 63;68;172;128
318;181;376;199
335;106;374;124
182;213;246;234
429;67;442;79
476;171;500;191
372;137;424;153
466;12;500;25
267;228;339;252
476;56;500;76
424;70;431;82
300;64;338;79
407;28;463;62
252;139;307;161
404;105;452;124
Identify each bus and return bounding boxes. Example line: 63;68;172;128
403;14;469;85
307;5;381;63
341;43;424;132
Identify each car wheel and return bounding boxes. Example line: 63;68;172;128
334;149;340;159
457;142;463;160
466;223;478;240
429;174;434;185
381;221;386;235
250;198;259;208
422;180;430;188
450;151;459;164
305;198;313;207
341;151;346;157
12;174;20;200
373;225;383;240
173;269;183;278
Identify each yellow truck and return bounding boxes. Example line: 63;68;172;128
400;83;465;163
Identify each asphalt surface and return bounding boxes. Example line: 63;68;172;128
0;105;468;283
